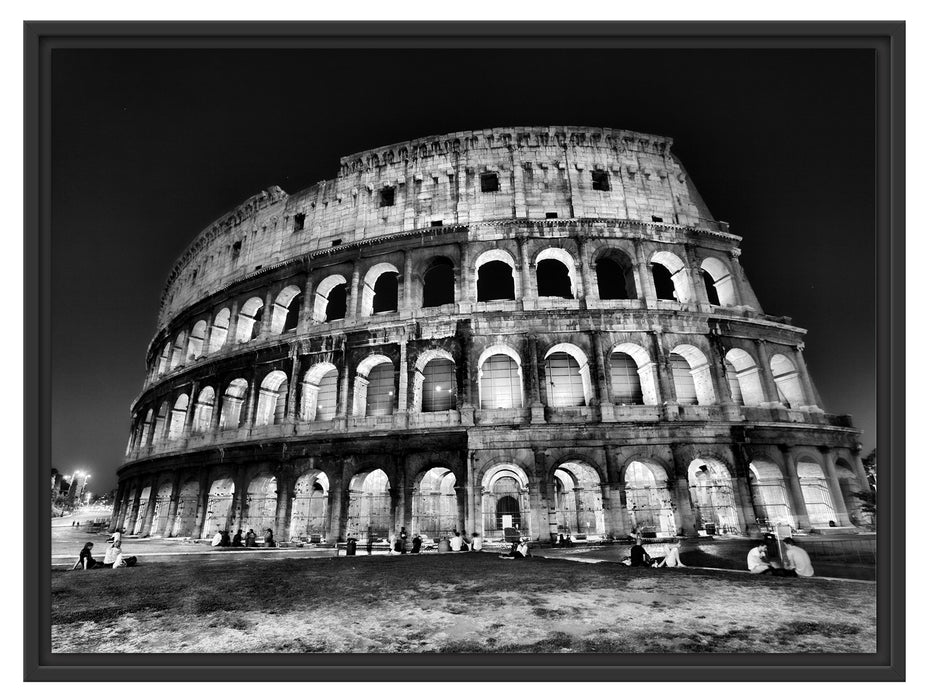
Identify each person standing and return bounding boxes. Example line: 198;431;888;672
782;538;814;577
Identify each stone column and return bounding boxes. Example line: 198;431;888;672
510;147;528;218
128;480;144;534
754;340;783;406
633;239;657;304
527;333;545;423
163;471;182;537
820;446;852;527
780;446;812;531
201;316;214;358
109;483;126;532
397;337;409;415
183;380;200;435
396;464;411;538
590;331;615;421
575;235;593;306
794;344;823;411
671;447;698;536
683;244;710;306
224;298;240;348
706;340;734;406
300;275;315;333
347;260;361;320
516;235;534;306
650;330;676;405
529;449;550;541
275;473;295;542
261;287;275;337
211;390;224;433
402;249;413;314
336;336;351;423
141;478;159;535
193;470;210;539
286;345;301;422
244;375;259;428
325;468;346;544
457;241;472;310
465;450;478;535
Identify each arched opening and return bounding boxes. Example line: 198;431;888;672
219;378;248;430
422;258;455;308
724;348;766;407
688;458;740;534
352;355;396;417
301;363;338;422
140;409;154;446
412;467;458;540
201;477;235;539
624;461;676;537
156;341;172;376
170;479;200;537
835;460;865;526
361;263;400;316
669;344;716;405
169;332;186;371
420;357;457;412
749;461;794;529
543;345;591;407
236;296;264;343
650;251;692;302
192;386;215;433
120;487;137;532
701;257;738;307
610;352;642;405
346;469;392;540
187;320;207;361
255;370;289;426
132;486;151;534
149;481;174;537
270;285;302;334
797;460;838;527
478;349;523;409
477;260;516;302
153;401;169;443
536;259;573;299
770;354;806;408
481;465;530;539
208;308;230;353
290;471;329;541
552;462;605;537
313;274;348;323
595;253;637;300
702;270;721;305
167;394;189;441
242;475;278;535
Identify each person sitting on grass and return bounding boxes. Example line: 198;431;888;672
629;538;652;567
470;532;483;552
747;543;774;574
102;541;138;568
264;529;275;547
210;529;223;547
653;539;686;568
220;530;231;547
245;529;257;547
449;531;464;552
71;542;99;570
232;529;243;547
499;538;530;560
410;533;422;554
781;538;814;577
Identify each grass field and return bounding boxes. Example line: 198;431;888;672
51;552;875;654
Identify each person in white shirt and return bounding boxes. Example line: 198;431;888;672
449;531;464;552
747;544;773;574
470;532;483;552
103;542;122;567
210;529;223;547
782;538;814;577
656;539;686;567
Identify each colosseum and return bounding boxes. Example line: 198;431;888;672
113;126;873;547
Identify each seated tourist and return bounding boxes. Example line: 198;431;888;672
245;529;257;547
747;544;774;574
438;536;451;553
499;538;531;560
629;539;652;567
264;529;275;547
210;529;223;547
781;538;814;577
231;529;243;547
103;541;138;568
654;539;686;568
449;531;464;552
470;533;483;552
71;542;99;570
220;530;231;547
410;534;422;554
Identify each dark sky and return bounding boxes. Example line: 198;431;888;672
51;49;876;496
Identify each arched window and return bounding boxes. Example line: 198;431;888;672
544;351;587;407
365;363;395;416
361;263;400;316
534;249;576;299
208;308;230;353
749;461;794;528
313;274;348;323
610;351;643;404
481;464;530;538
669;344;716;405
346;469;392;539
770;354;806;408
255;370;289;426
301;363;338;422
688;459;740;534
167;393;189;440
187;320;207;361
797;460;838;527
270;285;302;334
236;297;264;343
701;257;738;307
623;461;676;536
153;401;169;442
156;341;171;377
724;348;766;407
650;251;693;302
219;378;248;430
478;350;523;409
192;386;215;433
595;253;637;300
421;357;456;412
412;467;458;539
169;332;186;370
475;251;517;302
141;409;154;446
422;258;455;308
552;462;605;536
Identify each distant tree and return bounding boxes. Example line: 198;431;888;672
854;448;877;516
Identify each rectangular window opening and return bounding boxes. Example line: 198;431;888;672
591;170;611;191
545;212;558;219
651;215;664;223
379;187;396;207
430;220;443;228
331;239;342;247
480;172;500;193
293;213;305;231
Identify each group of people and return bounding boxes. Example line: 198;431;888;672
498;538;531;559
71;530;137;570
625;537;686;568
747;538;814;577
383;529;485;555
210;528;275;548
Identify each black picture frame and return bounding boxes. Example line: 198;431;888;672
25;20;905;682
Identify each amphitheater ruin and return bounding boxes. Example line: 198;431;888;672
112;126;872;545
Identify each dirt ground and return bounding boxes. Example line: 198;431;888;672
51;552;875;654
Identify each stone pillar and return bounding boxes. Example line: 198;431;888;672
128;481;143;534
527;333;545;423
820;446;852;527
510;148;528;218
244;375;259;428
347;260;361;320
529;449;549;541
211;390;224;433
465;450;477;535
650;330;676;405
163;472;182;537
457;241;472;309
575;235;593;306
671;447;698;536
275;473;294;542
402;249;413;313
201;316;214;358
516;235;533;306
110;483;126;531
633;239;657;304
286;345;301;421
794;344;823;411
261;287;275;337
397;338;409;415
300;275;315;333
683;244;710;306
337;336;351;422
780;446;812;531
183;380;200;435
193;470;210;539
224;298;240;347
325;468;346;544
396;464;411;538
706;340;734;406
590;331;615;421
141;479;159;535
754;340;783;406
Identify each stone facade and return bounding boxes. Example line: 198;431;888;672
114;126;871;544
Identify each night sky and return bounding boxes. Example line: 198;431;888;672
51;49;876;496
